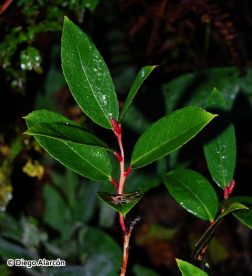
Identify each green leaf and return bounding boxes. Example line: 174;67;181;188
24;110;106;147
228;196;252;205
131;107;216;168
61;17;118;129
233;208;252;230
25;110;112;181
43;185;72;237
0;237;34;260
84;0;100;12
176;259;208;276
119;65;157;121
163;169;218;221
48;226;121;275
192;202;248;262
228;197;252;230
205;88;227;110
25;110;108;148
163;67;252;113
204;124;236;189
79;226;122;275
203;89;236;189
74;180;99;223
97;191;143;217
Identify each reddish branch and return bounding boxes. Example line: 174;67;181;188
224;179;235;200
221;179;236;214
110;118;133;276
0;0;13;15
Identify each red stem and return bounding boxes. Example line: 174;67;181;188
0;0;13;15
224;179;235;200
222;179;236;212
110;118;132;276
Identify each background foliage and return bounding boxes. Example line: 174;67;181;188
1;0;252;275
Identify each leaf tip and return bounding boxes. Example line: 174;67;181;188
64;15;70;21
22;129;32;137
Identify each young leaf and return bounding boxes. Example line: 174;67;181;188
61;17;118;129
131;107;216;168
192;202;248;262
176;259;208;276
25;111;111;181
228;196;252;230
119;65;157;121
204;89;236;189
24;110;108;148
163;169;218;221
206;88;227;110
97;191;143;217
233;208;252;230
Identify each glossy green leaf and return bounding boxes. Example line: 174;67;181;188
233;208;252;230
61;17;118;129
163;169;218;221
204;89;236;189
97;191;143;217
228;197;252;230
131;107;216;168
119;65;157;121
25;110;112;181
192;202;248;262
176;259;208;276
204;124;236;189
25;110;108;148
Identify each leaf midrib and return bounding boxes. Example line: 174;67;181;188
171;175;213;220
30;132;107;148
217;137;226;186
63;140;110;178
132;118;209;165
67;23;110;127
